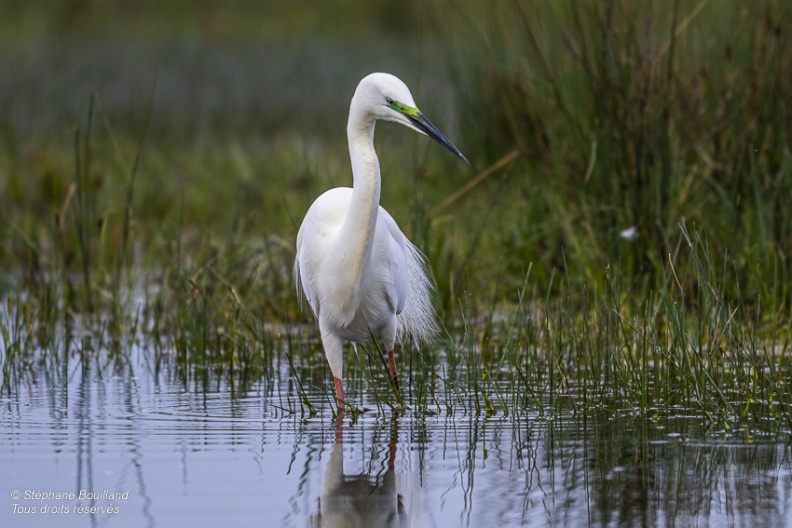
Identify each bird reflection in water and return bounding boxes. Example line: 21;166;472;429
310;419;407;527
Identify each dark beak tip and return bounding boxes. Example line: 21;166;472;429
450;145;468;164
411;112;468;164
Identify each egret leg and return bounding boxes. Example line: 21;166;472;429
387;350;399;391
334;377;345;412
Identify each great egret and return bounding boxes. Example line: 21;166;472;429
294;72;467;412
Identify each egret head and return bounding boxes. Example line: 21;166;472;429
353;73;468;163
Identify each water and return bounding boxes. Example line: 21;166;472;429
2;345;791;528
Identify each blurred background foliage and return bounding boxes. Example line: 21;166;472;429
0;0;790;325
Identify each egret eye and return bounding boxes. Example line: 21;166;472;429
386;97;394;105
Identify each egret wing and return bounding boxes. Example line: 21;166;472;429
294;226;319;317
378;207;409;315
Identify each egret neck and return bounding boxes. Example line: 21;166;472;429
335;111;380;315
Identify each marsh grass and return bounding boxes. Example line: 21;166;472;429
1;1;791;433
364;221;791;432
440;0;791;302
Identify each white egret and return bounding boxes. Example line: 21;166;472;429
294;72;467;412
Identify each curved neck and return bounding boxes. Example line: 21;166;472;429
340;114;380;270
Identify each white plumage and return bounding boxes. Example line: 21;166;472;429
294;73;467;411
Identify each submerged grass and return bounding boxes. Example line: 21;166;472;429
396;220;792;437
1;1;791;434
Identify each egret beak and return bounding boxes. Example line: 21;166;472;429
408;112;469;163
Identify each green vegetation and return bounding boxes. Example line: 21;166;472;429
1;1;790;435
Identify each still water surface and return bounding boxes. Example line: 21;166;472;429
2;345;790;527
